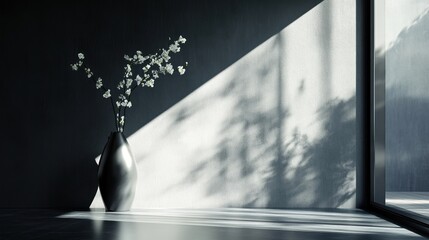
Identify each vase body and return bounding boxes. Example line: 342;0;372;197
98;132;137;211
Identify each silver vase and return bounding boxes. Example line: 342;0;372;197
98;132;137;211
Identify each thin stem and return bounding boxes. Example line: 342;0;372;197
123;99;128;131
109;98;119;131
119;104;124;132
120;61;144;132
121;87;135;132
96;83;119;131
81;63;119;131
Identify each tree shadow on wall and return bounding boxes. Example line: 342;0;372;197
265;97;356;208
166;31;356;208
170;93;356;209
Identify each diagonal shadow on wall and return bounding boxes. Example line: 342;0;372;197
126;0;357;208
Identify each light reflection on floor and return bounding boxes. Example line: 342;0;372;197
59;208;421;237
387;192;429;217
1;208;424;240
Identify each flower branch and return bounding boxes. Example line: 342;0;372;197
70;36;188;132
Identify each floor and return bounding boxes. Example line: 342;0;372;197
387;192;429;217
0;208;425;240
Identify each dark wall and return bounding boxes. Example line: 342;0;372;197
0;0;329;208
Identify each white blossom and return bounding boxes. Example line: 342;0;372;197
145;79;155;87
117;80;125;90
169;43;180;53
125;64;131;72
178;66;186;75
161;49;170;62
126;101;132;108
78;53;85;59
126;78;133;88
125;89;131;95
159;65;166;75
152;70;159;79
147;54;156;64
136;50;142;55
143;64;151;72
103;89;111;98
165;63;174;75
70;64;78;71
125;64;132;78
154;57;163;66
178;35;186;44
116;101;121;108
121;99;128;107
124;54;132;61
119;116;125;126
119;94;126;100
78;61;83;66
137;55;145;63
96;78;103;89
85;68;93;78
135;75;142;85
